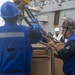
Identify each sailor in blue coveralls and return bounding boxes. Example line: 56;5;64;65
49;18;75;75
0;1;42;75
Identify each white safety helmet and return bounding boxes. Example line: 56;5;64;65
55;27;59;31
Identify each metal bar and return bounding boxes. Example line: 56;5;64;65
24;17;34;29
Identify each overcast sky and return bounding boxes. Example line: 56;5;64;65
0;0;13;26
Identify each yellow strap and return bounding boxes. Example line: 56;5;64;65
20;0;30;4
13;0;30;4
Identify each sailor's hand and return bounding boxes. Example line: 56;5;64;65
48;40;56;46
55;42;65;50
48;41;64;53
48;40;57;51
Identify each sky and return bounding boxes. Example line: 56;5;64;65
0;0;13;26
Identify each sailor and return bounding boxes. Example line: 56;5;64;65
0;1;41;75
53;27;62;41
49;18;75;75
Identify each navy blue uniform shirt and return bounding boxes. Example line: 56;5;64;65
58;34;75;75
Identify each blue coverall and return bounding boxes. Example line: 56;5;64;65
0;22;41;75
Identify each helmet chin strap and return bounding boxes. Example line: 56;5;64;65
63;27;69;42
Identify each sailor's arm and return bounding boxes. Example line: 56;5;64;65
29;27;42;42
58;40;75;60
